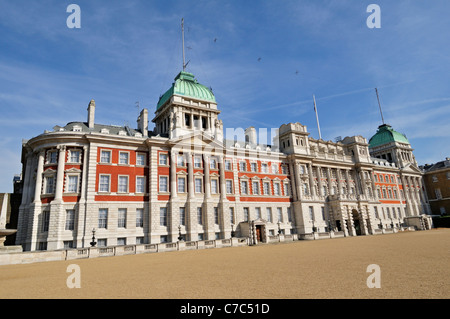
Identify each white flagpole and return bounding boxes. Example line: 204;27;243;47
313;94;322;140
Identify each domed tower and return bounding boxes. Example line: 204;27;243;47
368;124;417;168
153;71;222;140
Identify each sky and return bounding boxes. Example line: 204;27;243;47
0;0;449;193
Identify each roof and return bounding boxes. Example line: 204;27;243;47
156;71;216;110
55;122;153;138
368;124;410;148
421;158;450;172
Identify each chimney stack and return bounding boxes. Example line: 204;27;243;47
87;99;95;129
137;108;149;137
245;127;257;145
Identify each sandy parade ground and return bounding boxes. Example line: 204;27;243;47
0;228;448;300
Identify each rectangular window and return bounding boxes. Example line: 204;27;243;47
198;233;204;241
251;162;257;172
160;235;168;243
374;207;379;219
211;179;218;194
239;161;246;172
159;176;168;192
136;176;145;193
98;209;108;229
274;183;280;196
252;181;259;195
266;207;272;222
281;165;288;174
117;238;126;246
277;207;283;222
100;150;111;163
64;241;73;249
195;178;202;193
261;163;268;173
67;175;79;193
180;207;186;226
178;177;186;193
244;207;249;221
159;153;168;165
136;237;144;244
287;207;292;222
283;183;289;196
435;188;442;199
177;154;185;167
230;207;234;224
119;152;129;165
255;207;261;219
99;175;110;192
136;208;144;228
194;156;202;168
70;150;80;163
160;207;167;226
118;209;127;228
214;207;219;224
197;207;203;225
118;176;129;193
136;153;146;166
65;209;75;231
309;206;314;221
49;151;57;164
41;211;49;232
226;180;233;194
45;176;55;194
263;182;270;195
272;164;278;174
97;239;107;247
241;181;248;195
321;207;326;220
38;242;47;251
210;158;217;169
225;160;231;170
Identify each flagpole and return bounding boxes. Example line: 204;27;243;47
375;88;385;125
313;94;322;140
181;18;186;71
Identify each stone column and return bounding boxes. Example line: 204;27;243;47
326;167;333;195
307;163;316;199
33;151;45;204
294;162;302;201
316;166;324;198
203;154;211;199
345;170;352;198
53;145;66;202
170;151;178;199
337;169;343;197
219;156;227;201
187;152;194;199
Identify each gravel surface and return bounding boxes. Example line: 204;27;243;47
0;228;448;299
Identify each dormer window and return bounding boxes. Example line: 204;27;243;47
72;125;82;132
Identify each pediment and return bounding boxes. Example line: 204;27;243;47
401;163;423;174
170;131;224;153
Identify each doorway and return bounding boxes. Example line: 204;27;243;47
352;209;361;236
255;225;263;243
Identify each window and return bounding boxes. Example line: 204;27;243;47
374;174;378;182
266;208;272;222
160;207;167;226
41;211;49;232
377;188;381;199
322;185;327;196
64;241;74;249
244;207;249;221
255;207;261;219
136;208;144;227
272;164;278;174
230;207;235;224
180;207;186;226
118;209;127;228
390;176;395;183
210;158;217;169
45;176;55;194
197;207;203;225
195;178;202;193
136;237;144;244
97;239;107;247
65;209;75;231
67;175;79;193
99;175;110;193
119;152;129;165
261;163;268;173
38;242;47;251
274;183;280;196
136;176;145;193
251;162;257;172
252;181;259;195
309;206;314;221
281;165;288;174
136;153;146;166
214;207;219;224
382;189;387;199
177;154;185;167
159;153;168;165
197;233;204;241
283;183;290;196
178;177;186;193
160;235;168;243
211;179;218;194
117;238;126;246
118;176;129;193
287;207;292;222
435;188;442;199
432;175;438;182
374;206;379;219
69;150;80;163
48;151;57;164
321;207;326;220
194;156;202;168
98;209;108;229
225;160;231;170
239;161;246;172
100;150;111;163
226;180;233;194
440;207;446;215
159;176;168;192
277;208;283;222
447;172;450;180
303;183;309;195
263;182;270;195
241;181;248;195
384;175;389;183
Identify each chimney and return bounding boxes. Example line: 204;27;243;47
137;108;149;137
245;127;257;145
87;99;95;129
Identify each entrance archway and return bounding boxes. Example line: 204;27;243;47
352;209;361;236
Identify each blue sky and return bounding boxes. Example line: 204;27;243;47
0;0;449;192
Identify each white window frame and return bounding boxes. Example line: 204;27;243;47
252;180;260;195
273;182;281;196
119;151;129;165
44;175;56;194
136;208;144;228
118;208;127;228
66;174;80;193
211;178;219;194
194;156;202;168
195;178;203;193
136;176;145;194
136;153;146;166
65;209;75;231
241;180;248;195
99;174;111;193
226;180;233;194
159;176;169;193
224;160;232;171
178;177;186;193
47;150;58;164
100;150;112;164
159;153;168;165
68;149;81;164
118;175;129;193
98;208;108;229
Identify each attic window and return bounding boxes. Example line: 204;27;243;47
118;131;127;136
72;125;82;132
101;128;109;134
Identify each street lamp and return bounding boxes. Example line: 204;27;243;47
277;221;281;235
230;223;235;238
178;225;183;242
90;228;96;247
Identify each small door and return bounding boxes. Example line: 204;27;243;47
255;226;263;242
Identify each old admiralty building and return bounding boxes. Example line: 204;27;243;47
15;70;432;251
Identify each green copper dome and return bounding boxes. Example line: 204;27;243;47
156;71;216;110
369;124;410;148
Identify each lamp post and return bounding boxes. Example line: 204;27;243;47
178;225;183;242
230;223;235;238
277;221;281;236
90;228;96;247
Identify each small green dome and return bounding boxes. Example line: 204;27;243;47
369;124;410;148
157;71;216;110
